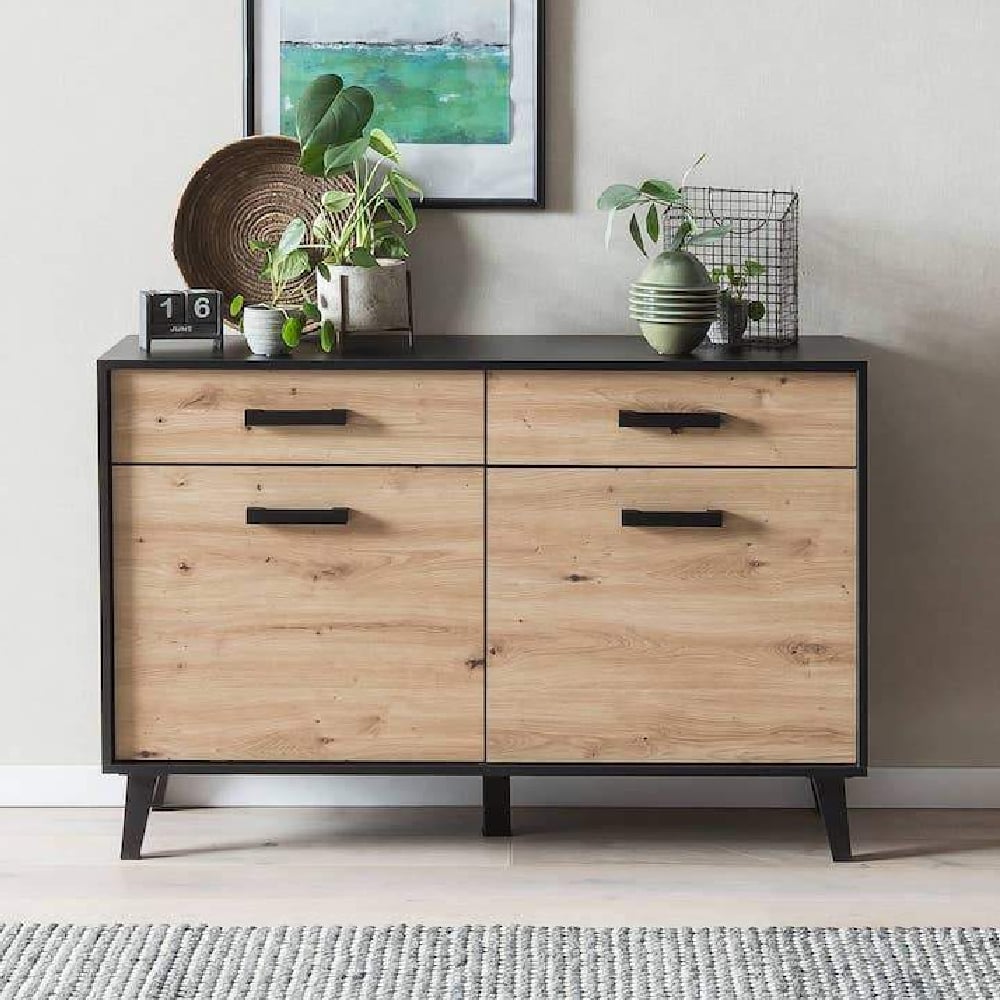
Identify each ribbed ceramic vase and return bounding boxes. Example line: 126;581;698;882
316;260;409;334
633;251;716;356
242;305;288;357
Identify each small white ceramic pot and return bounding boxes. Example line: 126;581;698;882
316;260;409;333
242;305;288;357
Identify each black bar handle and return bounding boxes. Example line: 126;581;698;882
247;507;350;526
245;409;349;427
621;509;725;528
619;410;723;430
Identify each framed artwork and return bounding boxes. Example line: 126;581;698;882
245;0;545;209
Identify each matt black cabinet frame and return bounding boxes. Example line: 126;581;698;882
99;335;868;863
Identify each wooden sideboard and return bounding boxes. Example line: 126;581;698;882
98;335;867;861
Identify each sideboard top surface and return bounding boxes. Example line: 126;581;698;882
98;334;868;372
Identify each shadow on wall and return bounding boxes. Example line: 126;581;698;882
809;218;1000;765
408;0;578;335
542;0;577;214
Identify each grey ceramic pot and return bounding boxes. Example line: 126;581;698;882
242;305;289;357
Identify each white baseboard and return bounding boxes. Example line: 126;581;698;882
1;766;999;809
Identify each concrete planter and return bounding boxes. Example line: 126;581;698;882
242;305;288;357
316;260;409;334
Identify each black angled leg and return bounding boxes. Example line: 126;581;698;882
482;775;511;837
151;773;170;811
121;774;157;860
812;776;852;862
809;777;821;815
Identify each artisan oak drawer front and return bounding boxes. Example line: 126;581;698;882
112;370;485;465
487;469;858;764
487;371;857;467
113;466;484;762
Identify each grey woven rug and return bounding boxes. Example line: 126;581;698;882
1;925;999;999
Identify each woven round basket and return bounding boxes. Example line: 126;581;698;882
173;135;353;319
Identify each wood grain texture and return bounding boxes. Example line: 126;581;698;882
487;372;857;467
113;466;484;762
487;469;857;764
112;370;484;464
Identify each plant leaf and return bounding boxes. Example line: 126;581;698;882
384;200;407;228
391;171;425;200
670;219;694;251
229;294;244;319
321;189;355;214
348;247;378;268
645;204;660;244
748;301;766;322
376;233;409;259
312;214;330;240
299;84;374;176
281;315;303;348
629;213;647;257
597;184;643;211
640;179;682;203
688;224;731;246
320;319;336;353
317;262;331;281
272;248;310;283
369;128;400;163
277;218;307;258
388;173;417;231
301;301;321;322
322;136;369;178
745;258;766;277
248;238;272;252
295;74;344;147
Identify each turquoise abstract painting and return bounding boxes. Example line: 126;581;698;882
280;0;512;145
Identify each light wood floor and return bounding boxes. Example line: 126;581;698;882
2;808;999;927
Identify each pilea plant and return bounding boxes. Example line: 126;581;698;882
712;259;767;323
228;221;337;353
597;154;730;256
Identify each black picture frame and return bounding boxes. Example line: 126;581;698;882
243;0;546;210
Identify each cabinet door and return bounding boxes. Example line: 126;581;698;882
487;469;857;764
114;466;484;762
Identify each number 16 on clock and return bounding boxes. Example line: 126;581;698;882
139;289;224;353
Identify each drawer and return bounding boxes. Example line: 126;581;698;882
487;468;857;763
112;370;484;464
488;371;857;467
113;466;484;762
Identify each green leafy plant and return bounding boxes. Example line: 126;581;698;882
597;154;730;256
228;221;336;353
711;259;767;323
295;74;424;272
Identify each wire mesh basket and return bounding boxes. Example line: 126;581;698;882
672;187;799;348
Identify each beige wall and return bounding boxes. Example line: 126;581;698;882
1;0;997;767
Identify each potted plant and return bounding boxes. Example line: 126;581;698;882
229;221;335;357
598;155;730;355
711;259;767;346
294;75;423;339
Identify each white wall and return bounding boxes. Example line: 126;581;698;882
1;0;999;780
